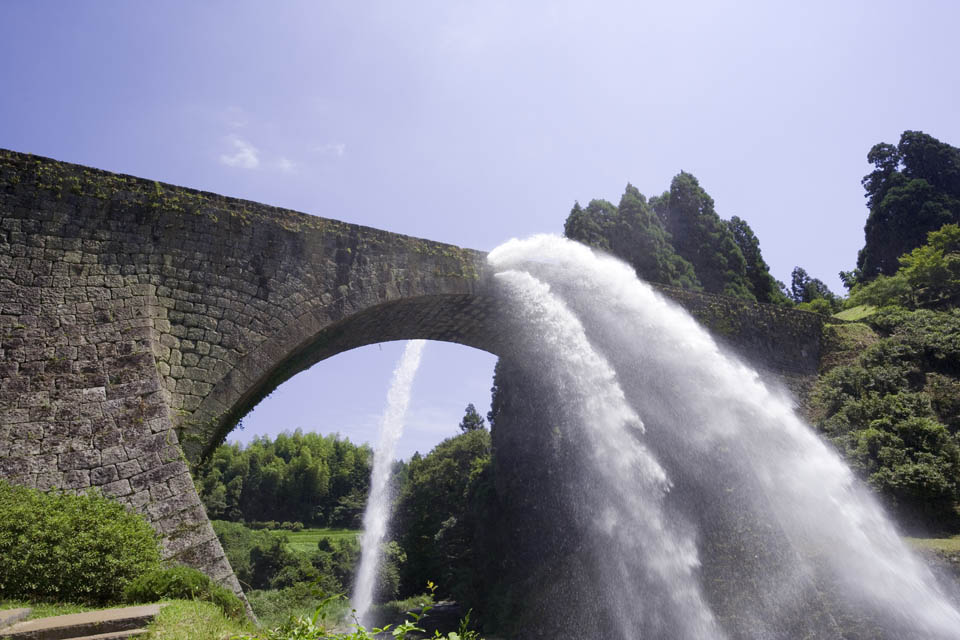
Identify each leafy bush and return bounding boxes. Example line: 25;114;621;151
850;224;960;310
795;297;837;317
811;307;960;528
246;582;349;630
239;586;482;640
0;480;161;604
124;565;245;619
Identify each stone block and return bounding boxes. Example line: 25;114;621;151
126;487;150;508
91;464;119;485
117;458;143;478
130;460;183;492
146;489;197;521
62;469;90;489
149;482;173;502
59;448;101;470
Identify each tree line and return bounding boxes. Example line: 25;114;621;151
564;173;788;304
193;430;373;528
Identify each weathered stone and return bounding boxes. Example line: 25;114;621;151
116;458;143;478
59;449;101;470
90;464;119;485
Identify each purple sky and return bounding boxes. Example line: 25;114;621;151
3;1;958;458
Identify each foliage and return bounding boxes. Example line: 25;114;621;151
124;566;245;619
234;585;482;640
564;175;788;302
194;430;373;527
857;131;960;281
458;403;486;433
393;430;493;601
849;224;960;310
811;309;960;528
789;266;838;306
726;216;790;303
563;187;698;292
0;481;162;605
246;582;350;631
795;297;837;317
651;172;755;299
366;591;435;625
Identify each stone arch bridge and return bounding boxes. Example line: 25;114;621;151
0;149;824;596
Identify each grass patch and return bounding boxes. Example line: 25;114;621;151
268;528;360;554
905;535;960;553
143;599;254;640
833;304;877;322
0;600;100;619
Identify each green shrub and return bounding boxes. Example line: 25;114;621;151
246;583;349;630
0;480;162;605
811;306;960;529
124;565;245;619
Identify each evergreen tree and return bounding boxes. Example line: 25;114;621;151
651;172;754;299
613;184;700;289
459;403;486;432
857;131;960;281
563;174;781;303
726;216;787;304
789;266;836;304
563;201;611;251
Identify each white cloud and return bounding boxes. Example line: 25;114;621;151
276;157;296;173
316;142;346;157
219;135;260;169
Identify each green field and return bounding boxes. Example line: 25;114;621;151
268;527;361;553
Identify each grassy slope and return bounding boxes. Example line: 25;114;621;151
832;304;877;322
144;600;254;639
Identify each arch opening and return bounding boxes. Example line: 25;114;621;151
180;292;508;462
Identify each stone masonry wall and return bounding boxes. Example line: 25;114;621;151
655;284;825;400
0;148;824;599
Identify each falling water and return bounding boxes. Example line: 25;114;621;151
488;235;960;639
352;339;426;624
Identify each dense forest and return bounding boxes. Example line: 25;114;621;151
193;430;373;528
193;129;960;629
192;405;496;620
